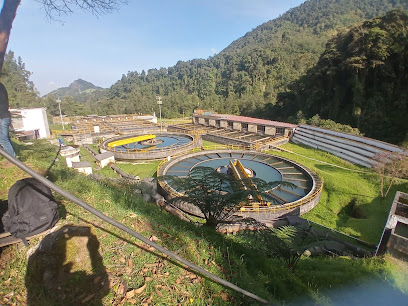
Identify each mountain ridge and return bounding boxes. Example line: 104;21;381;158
46;78;105;99
99;0;407;122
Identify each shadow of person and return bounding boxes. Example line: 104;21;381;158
25;225;109;305
0;199;8;234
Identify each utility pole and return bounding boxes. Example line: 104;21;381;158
57;98;64;130
156;96;162;132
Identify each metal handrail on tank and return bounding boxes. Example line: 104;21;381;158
239;175;323;212
157;145;256;196
101;133;199;155
157;148;324;214
159;170;323;214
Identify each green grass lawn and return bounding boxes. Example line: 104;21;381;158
268;143;408;244
1;139;408;305
201;140;227;149
115;160;162;179
49;123;72;130
78;147;119;178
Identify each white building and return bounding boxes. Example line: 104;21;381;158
10;107;50;139
95;151;115;168
72;161;93;175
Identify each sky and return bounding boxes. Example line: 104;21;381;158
7;0;305;96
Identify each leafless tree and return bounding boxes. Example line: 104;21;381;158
373;152;408;198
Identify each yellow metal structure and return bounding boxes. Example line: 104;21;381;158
229;159;263;202
108;134;156;147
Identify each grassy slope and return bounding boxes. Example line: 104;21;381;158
268;143;408;244
115;161;162;179
0;140;407;305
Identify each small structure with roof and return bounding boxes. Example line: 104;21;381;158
95;151;115;168
60;145;80;168
72;161;93;175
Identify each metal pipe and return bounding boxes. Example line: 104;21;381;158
0;147;269;304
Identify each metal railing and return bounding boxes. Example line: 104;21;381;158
156;148;324;214
101;135;199;155
239;175;323;213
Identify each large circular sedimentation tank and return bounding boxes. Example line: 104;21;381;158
158;150;323;221
100;133;198;160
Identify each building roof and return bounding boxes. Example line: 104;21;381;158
197;113;297;128
95;151;115;161
72;161;92;169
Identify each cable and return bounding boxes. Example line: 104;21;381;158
0;147;269;304
45;143;62;178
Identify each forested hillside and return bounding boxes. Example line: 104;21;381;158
0;51;39;108
100;0;407;121
273;10;408;144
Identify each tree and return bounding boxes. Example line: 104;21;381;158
373;152;408;198
264;225;318;272
0;51;39;107
0;0;20;72
239;222;324;272
0;0;125;72
160;166;295;228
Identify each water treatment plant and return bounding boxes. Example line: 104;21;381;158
55;112;405;227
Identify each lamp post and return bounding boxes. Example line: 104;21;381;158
156;96;162;132
57;98;64;130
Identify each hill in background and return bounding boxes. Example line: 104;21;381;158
98;0;407;134
46;79;105;102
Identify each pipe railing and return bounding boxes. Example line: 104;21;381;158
0;147;269;304
157;148;324;213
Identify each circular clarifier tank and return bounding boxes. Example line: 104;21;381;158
100;133;197;160
158;150;323;220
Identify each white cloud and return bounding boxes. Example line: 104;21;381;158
210;48;217;54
